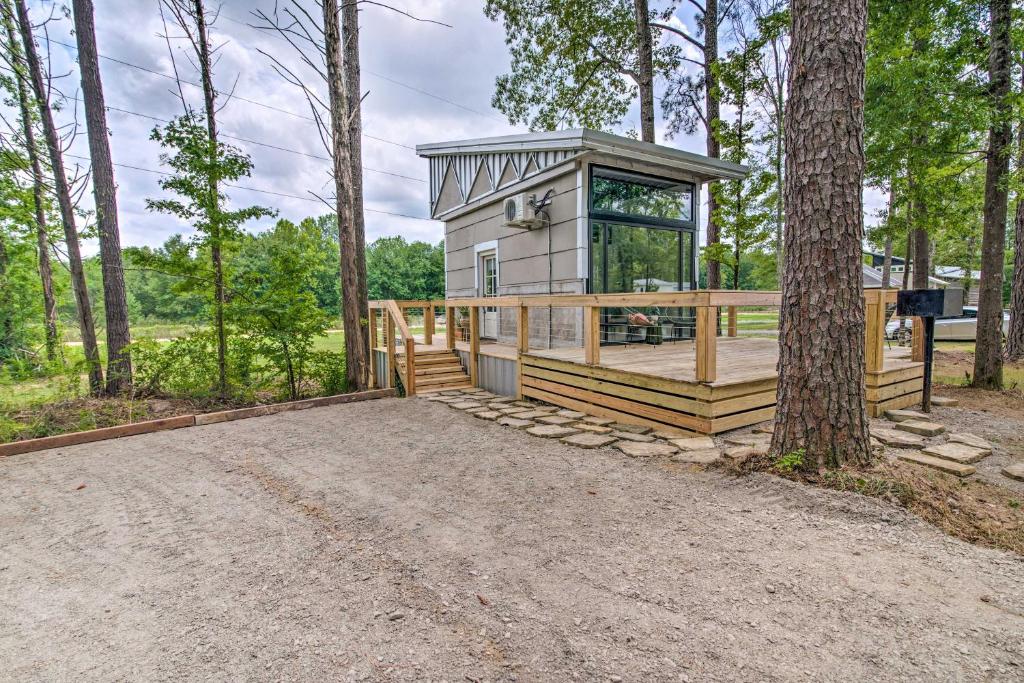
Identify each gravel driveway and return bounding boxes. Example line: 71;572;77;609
1;397;1022;681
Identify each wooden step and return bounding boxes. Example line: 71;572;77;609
415;364;466;376
414;355;462;366
418;381;473;394
416;372;472;386
413;350;455;358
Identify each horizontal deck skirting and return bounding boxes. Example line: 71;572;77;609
520;354;778;434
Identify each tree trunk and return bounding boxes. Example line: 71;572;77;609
704;0;722;289
0;232;13;357
3;6;59;362
973;0;1012;388
774;121;784;286
342;0;371;392
771;0;871;468
326;0;369;393
1005;72;1024;360
14;0;103;393
73;0;132;394
633;0;655;143
191;0;228;396
882;236;893;289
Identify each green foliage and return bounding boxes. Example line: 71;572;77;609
366;236;444;301
484;0;679;132
774;448;805;473
232;219;334;400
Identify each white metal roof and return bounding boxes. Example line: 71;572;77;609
416;128;747;218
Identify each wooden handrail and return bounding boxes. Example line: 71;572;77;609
379;299;416;396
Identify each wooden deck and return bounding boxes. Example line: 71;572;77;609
370;291;925;434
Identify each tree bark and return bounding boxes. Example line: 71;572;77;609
704;0;722;290
633;0;655;143
342;0;371;392
973;0;1012;388
1005;67;1024;360
771;0;871;468
73;0;132;394
14;0;103;392
882;236;893;288
3;6;59;362
326;0;370;393
0;232;13;357
191;0;228;396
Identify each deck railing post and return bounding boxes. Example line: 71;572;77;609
584;305;600;365
864;290;886;373
517;305;530;354
696;305;717;383
446;306;456;351
368;307;378;388
424;305;434;346
516;304;529;398
404;337;416;396
385;311;396;389
911;317;925;362
469;306;480;387
727;306;738;337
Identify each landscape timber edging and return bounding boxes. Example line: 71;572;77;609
0;388;399;458
193;388;397;425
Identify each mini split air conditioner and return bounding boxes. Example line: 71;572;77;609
503;193;544;229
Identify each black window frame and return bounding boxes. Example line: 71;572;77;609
587;165;698;295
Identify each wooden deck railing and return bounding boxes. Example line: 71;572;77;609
368;299;442;396
370;289;917;397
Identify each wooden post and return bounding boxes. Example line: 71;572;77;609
385;312;396;389
912;317;925;362
445;306;456;351
424;305;434;346
727;306;738;337
516;305;530;354
469;306;480;387
368;307;378;388
695;306;717;383
864;291;886;373
583;306;600;365
404;337;416;396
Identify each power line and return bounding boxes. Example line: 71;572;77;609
64;153;435;222
218;12;507;123
58;93;427;183
42;37;417;151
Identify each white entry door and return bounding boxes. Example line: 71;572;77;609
480;252;498;339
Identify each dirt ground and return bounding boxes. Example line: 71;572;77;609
2;398;1024;682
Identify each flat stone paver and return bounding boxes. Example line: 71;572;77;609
536;415;578;426
526;425;580;439
670;436;717;451
947;433;992;453
922;442;989;464
451;401;484;410
672;449;721;464
724;434;771;447
896;420;946;437
930;397;959;407
652;429;696;439
561;433;617;449
898;452;975;477
581;416;615;426
512;410;556;420
464;407;490;414
1002;463;1024;482
611;431;655;443
611;423;652;435
473;411;503;420
556;410;585;419
753;423;774;434
498;406;525;414
573;423;613;434
885;409;930;422
871;428;926;449
496;417;535;429
615;441;678;458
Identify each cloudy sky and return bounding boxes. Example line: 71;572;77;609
23;0;881;256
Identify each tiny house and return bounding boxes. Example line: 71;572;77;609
416;129;746;348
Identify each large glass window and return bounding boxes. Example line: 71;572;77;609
591;224;694;294
591;167;694;223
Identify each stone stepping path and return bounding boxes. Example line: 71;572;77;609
898;452;976;477
921;442;988;464
425;388;718;463
895;420;945;437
